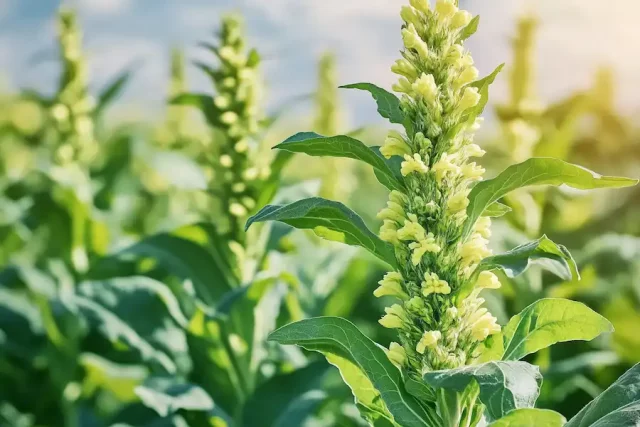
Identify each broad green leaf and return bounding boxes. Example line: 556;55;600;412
272;391;327;427
423;361;542;420
488;408;566;427
483;201;512;218
340;83;404;124
474;235;578;282
246;197;397;267
71;296;177;373
274;132;404;191
371;146;405;192
269;317;439;427
463;158;639;239
135;377;214;417
482;298;613;362
567;363;640;427
241;362;329;427
110;223;237;306
325;353;397;426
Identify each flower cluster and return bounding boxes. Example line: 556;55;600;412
374;0;502;373
206;15;269;238
50;9;97;167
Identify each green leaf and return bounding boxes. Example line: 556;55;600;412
71;295;177;373
566;363;640;427
269;317;439;427
241;362;329;427
483;201;512;218
463;158;639;239
474;235;579;282
246;197;397;267
96;69;132;116
171;93;219;126
423;361;542;420
465;64;504;119
325;353;398;426
482;298;613;362
488;408;566;427
274;132;404;192
135;377;214;417
340;83;404;124
458;15;480;42
110;223;238;306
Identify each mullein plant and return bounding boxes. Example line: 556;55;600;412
247;1;640;426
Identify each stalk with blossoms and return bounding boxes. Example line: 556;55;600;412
175;15;284;282
248;1;637;426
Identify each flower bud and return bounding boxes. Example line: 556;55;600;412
476;271;501;290
220;111;239;125
387;342;407;366
374;272;409;300
409;0;430;14
435;0;458;21
457;87;481;113
451;10;472;29
381;130;411;159
392;77;413;94
447;190;470;213
229;202;247;217
422;272;451;296
220;155;233;168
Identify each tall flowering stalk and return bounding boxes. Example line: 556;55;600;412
248;1;637;425
194;15;266;244
375;0;500;373
50;9;97;168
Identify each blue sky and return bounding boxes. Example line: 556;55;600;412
1;0;638;128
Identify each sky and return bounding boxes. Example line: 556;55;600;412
0;0;639;128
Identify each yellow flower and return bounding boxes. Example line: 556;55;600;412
451;10;472;29
409;234;441;265
454;66;479;90
476;271;501;290
412;73;439;104
387;342;407;366
469;310;501;341
457;87;481;113
474;217;492;239
380;220;400;245
400;5;422;28
435;0;458;21
379;314;403;329
377;200;406;223
464;143;486;158
381;130;411;159
461;162;485;181
391;58;419;79
214;95;231;109
401;153;429;176
401;25;429;58
416;330;442;354
447;190;470;213
392;77;413;94
374;272;408;300
397;214;427;241
432;152;460;183
460;234;492;267
422;272;451;296
409;0;430;14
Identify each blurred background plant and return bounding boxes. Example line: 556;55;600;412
0;3;639;426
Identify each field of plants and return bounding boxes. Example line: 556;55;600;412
2;2;640;427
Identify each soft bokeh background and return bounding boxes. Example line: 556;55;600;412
2;0;639;128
